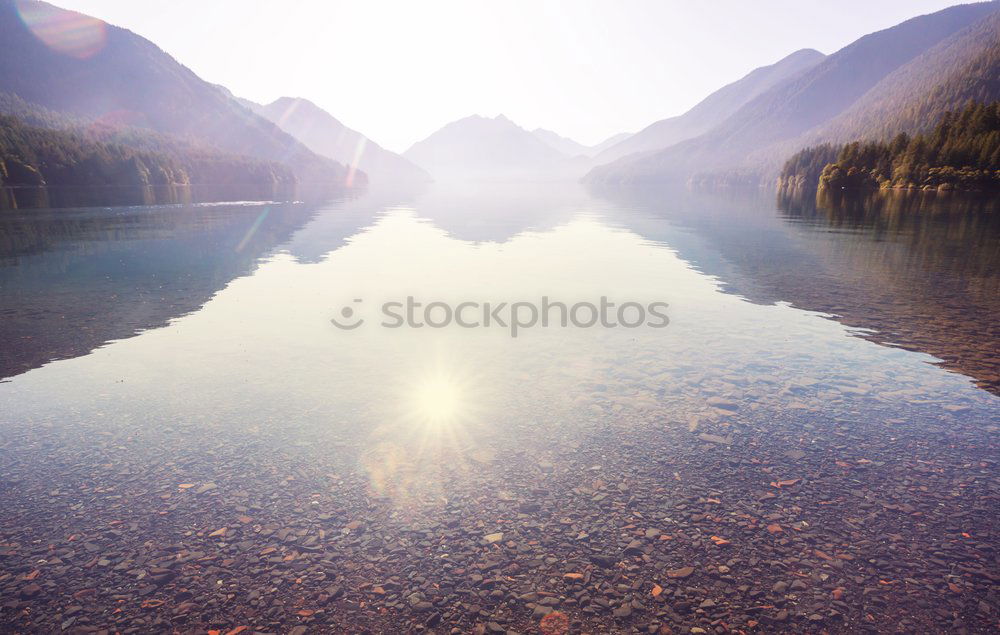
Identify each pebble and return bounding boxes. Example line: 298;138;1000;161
0;381;994;634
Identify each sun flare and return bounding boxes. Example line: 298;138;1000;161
412;375;463;425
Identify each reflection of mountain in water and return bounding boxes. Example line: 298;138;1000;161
0;197;372;379
281;187;423;263
592;185;1000;394
400;181;592;244
3;182;996;396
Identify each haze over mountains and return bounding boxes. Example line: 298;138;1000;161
530;128;590;158
592;48;826;165
243;96;430;185
587;1;1000;185
404;1;999;187
532;128;632;159
399;120;631;180
403;114;590;180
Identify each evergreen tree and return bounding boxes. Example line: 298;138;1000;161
0;113;296;190
780;102;1000;191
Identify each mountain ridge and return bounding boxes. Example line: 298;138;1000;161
532;128;636;158
587;1;1000;185
404;114;586;180
531;128;590;158
246;96;430;185
0;0;358;187
592;48;826;165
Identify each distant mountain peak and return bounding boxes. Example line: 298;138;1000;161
247;95;428;184
404;113;587;180
262;96;345;128
270;96;320;111
787;47;825;59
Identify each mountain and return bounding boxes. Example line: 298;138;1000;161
532;128;635;158
0;92;297;207
592;49;825;164
0;111;294;200
790;9;1000;148
590;132;633;156
532;128;590;157
764;10;1000;180
780;101;1000;192
588;1;1000;185
0;0;357;187
246;96;430;185
404;114;585;180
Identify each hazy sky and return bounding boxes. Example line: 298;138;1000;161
52;0;969;152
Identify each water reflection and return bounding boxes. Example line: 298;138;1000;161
1;183;996;512
592;185;1000;394
2;182;997;401
1;182;996;634
0;192;389;379
780;189;1000;392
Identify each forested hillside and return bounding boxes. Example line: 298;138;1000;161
248;96;429;185
0;0;356;187
587;2;999;186
0;113;294;189
779;101;1000;191
763;8;1000;176
805;11;1000;145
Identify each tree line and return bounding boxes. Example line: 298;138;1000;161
779;101;1000;192
0;111;295;190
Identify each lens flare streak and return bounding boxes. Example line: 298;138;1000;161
16;0;107;59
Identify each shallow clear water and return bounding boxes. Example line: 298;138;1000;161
1;183;997;506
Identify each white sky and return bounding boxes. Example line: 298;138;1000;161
51;0;969;152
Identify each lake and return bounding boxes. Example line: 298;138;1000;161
0;183;997;633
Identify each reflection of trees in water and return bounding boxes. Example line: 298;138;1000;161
0;183;302;211
0;185;420;381
776;188;1000;393
590;183;999;394
0;201;326;379
781;186;1000;220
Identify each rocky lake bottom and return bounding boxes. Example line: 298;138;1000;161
0;390;997;634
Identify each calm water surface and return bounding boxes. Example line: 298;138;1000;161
0;183;997;503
